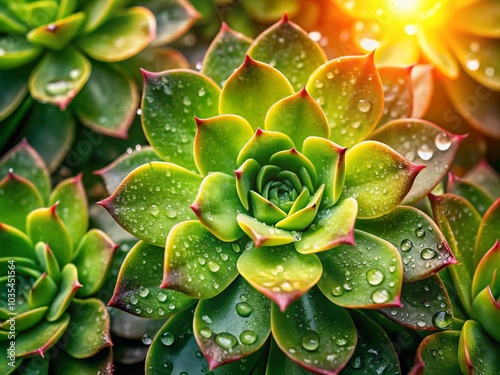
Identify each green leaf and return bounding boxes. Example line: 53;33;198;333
163;221;252;299
191;172;246;242
0;67;29;121
237;244;322;311
27;12;86;50
29;46;91;110
141;0;200;46
0;139;50;202
79;0;122;34
15;314;70;357
56;0;77;19
27;204;73;266
100;162;202;246
65;298;112;358
28;273;58;308
472;240;500;299
237;129;294;167
271;287;357;374
295;198;357;254
275;185;323;231
52;348;113;375
411;64;434;118
241;0;299;23
47;263;81;321
235;159;261;211
376;66;413;127
141;69;220;172
248;15;326;91
49;174;88;247
266;339;313;375
0;306;47;333
219;56;294;130
472;285;500;342
0;34;42;69
410;331;461;375
302;137;346;209
379;275;453;331
356;206;456;282
341;141;424;218
0;173;44;232
35;242;61;284
21;102;76;172
96;146;163;194
73;62;138;138
317;230;402;308
474;198;500;265
14;1;57;28
194;276;271;369
236;213;296;247
194;115;254;176
202;23;253;87
0;224;35;260
109;241;195;319
0;8;26;33
448;175;495;216
371;119;464;204
458;320;500;375
265;89;330;152
73;229;116;297
306;53;383;147
76;6;155;62
464;160;500;199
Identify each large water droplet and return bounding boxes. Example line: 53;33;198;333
236;302;253;317
371;289;390;304
208;261;220;272
161;332;175;346
45;79;73;96
301;330;320;351
130;294;138;305
357;99;372;113
434;132;452;151
240;330;258;345
400;239;413;252
415;228;425;238
157;292;167;302
432;311;452;329
332;286;344;296
421;248;437;260
149;204;160;217
139;287;149;297
366;268;384;286
215;332;238;349
142;334;152;345
417;144;434;161
199;327;213;338
201;314;212;324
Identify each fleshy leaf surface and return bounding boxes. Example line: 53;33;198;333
0;34;41;69
271;287;357;374
410;331;461;375
109;241;195;319
447;175;494;216
317;230;403;308
471;240;500;298
237;129;294;167
474;198;500;265
142;70;220;172
0;224;35;260
27;12;86;50
236;214;295;247
194;276;271;370
377;66;413;127
237;244;322;312
0;67;28;121
47;263;81;322
341;141;423;218
100;162;202;245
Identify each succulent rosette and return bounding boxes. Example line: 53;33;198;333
330;0;500;142
100;17;460;374
410;163;500;374
0;0;199;168
0;141;116;373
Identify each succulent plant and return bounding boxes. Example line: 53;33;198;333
0;0;199;168
99;17;464;374
0;141;116;373
330;0;500;141
409;163;500;374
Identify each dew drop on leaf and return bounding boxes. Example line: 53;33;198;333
235;302;253;317
130;294;138;305
215;332;238;349
240;330;258;345
301;330;320;351
415;228;425;238
357;99;371;113
149;204;160;217
139;287;149;297
371;289;390;304
366;268;384;286
142;334;152;345
201;314;213;324
157;292;167;302
400;239;413;252
421;248;437;260
332;286;344;296
434;132;452;151
417;144;433;160
161;332;175;346
432;311;453;329
199;327;213;338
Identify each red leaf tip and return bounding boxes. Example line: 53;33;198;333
234;169;243;179
50;201;60;215
255;128;264;136
244;54;257;66
194;116;205;127
190;203;201;217
280;12;289;23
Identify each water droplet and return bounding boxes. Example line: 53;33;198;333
236;302;253;317
182;96;192;106
157;307;165;316
434;132;451;151
231;244;240;253
240;330;257;345
166;208;177;218
142;334;152;345
366;268;384;286
466;56;480;71
400;239;413;252
69;69;81;80
149;204;160;217
161;332;175;346
417;144;434;160
336;338;347;346
371;289;390;304
415;228;425;238
421;248;437;260
199;327;213;338
45;79;73;96
357;99;371;113
485;67;495;77
350;355;365;369
130;294;138;305
201;314;212;324
417;321;426;328
332;286;344;296
208;261;220;272
139;287;149;297
215;332;238;349
432;311;452;329
301;330;320;351
198;87;206;97
157;292;167;302
424;300;431;307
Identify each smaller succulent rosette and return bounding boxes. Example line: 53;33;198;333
0;141;116;374
101;17;459;374
410;163;500;374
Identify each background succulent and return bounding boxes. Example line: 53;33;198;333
0;0;199;170
97;18;464;374
409;164;500;374
0;141;116;374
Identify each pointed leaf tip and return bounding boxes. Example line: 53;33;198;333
255;128;264;136
281;12;289;23
50;201;60;215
